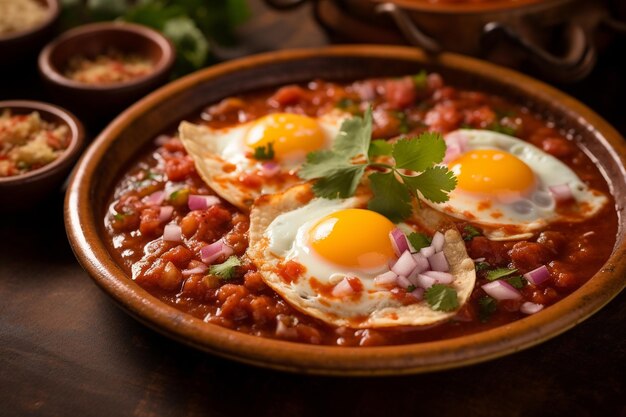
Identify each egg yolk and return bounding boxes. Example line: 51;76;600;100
245;113;325;160
307;209;396;270
450;149;536;197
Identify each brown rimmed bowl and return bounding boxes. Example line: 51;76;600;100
65;46;626;376
38;22;175;121
0;0;60;65
0;100;84;211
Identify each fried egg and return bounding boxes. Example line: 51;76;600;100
424;129;608;240
248;184;476;328
178;111;348;210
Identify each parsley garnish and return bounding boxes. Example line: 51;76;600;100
407;232;431;251
299;107;457;222
407;284;416;292
463;225;482;241
209;256;241;280
425;284;459;312
486;267;518;281
475;261;491;272
253;142;275;160
478;295;497;323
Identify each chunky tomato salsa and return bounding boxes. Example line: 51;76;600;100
104;73;617;346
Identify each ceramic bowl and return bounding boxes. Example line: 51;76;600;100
38;22;175;121
64;46;626;375
0;100;84;211
0;0;60;66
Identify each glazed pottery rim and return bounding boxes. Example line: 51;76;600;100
0;100;84;185
0;0;59;42
65;45;626;376
381;0;569;14
38;21;175;92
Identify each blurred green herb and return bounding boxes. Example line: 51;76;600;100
59;0;250;77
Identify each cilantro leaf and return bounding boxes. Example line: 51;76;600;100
406;285;416;292
486;268;518;281
401;166;457;203
425;284;459;312
412;70;428;89
311;165;366;199
463;225;482;241
209;256;241;280
505;275;527;289
333;106;372;158
336;97;355;110
407;232;431;251
368;139;393;158
392;133;446;172
367;171;412;223
478;295;497;323
487;122;516;136
475;261;491;272
253;142;274;160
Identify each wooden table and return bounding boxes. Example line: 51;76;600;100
1;2;625;416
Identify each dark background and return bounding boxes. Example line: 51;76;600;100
1;1;625;416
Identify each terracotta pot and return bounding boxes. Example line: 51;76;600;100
65;45;626;375
266;0;623;82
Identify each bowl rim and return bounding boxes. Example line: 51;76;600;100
378;0;570;14
38;21;176;92
0;0;60;42
65;45;626;376
0;100;84;185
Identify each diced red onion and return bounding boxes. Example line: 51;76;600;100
396;275;412;289
520;302;544;315
473;257;486;262
422;270;453;284
389;228;410;257
482;281;522;300
410;252;430;276
332;278;355;297
159;206;174;223
188;194;220;211
261;162;281;177
200;240;233;264
163;224;182;242
431;231;445;252
420;245;435;258
146;190;165;206
391;250;417;277
374;271;398;286
428;251;449;272
410;287;425;300
182;264;208;276
523;265;550;285
548;184;573;203
416;273;437;289
154;134;171;146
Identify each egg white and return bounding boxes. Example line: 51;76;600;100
178;110;349;210
428;129;608;240
247;184;476;328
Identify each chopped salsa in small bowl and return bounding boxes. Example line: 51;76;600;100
64;48;155;85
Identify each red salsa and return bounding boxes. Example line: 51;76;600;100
104;73;617;346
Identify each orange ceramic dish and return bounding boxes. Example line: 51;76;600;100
65;46;626;375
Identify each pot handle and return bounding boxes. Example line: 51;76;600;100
482;21;596;81
263;0;308;10
375;2;441;53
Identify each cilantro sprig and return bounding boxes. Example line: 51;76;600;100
209;256;241;280
425;284;459;312
299;107;457;222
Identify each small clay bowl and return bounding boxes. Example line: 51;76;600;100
0;100;84;211
0;0;60;66
65;46;626;375
38;22;175;121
